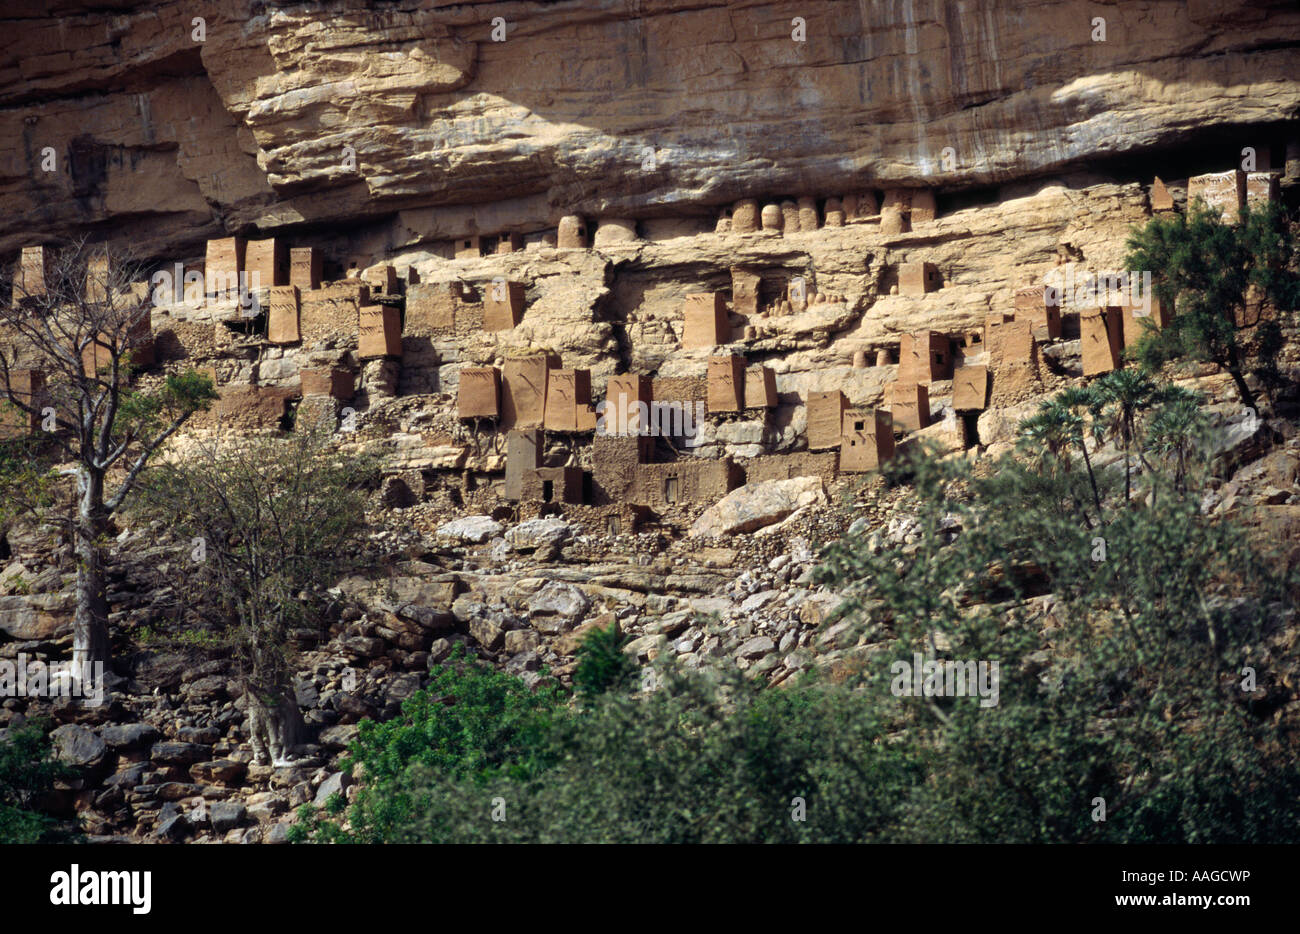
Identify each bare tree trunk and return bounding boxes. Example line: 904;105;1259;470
1224;346;1257;411
73;466;111;669
247;682;305;766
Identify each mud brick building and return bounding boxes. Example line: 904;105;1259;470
543;368;594;432
890;382;930;432
745;452;839;484
504;429;543;501
682;293;729;349
731;267;761;316
899;331;953;383
707;355;745;413
631;458;743;508
1014;286;1062;340
205;237;245;296
267;286;300;344
840;408;894;472
300;367;353;400
899;261;942;296
952;366;989;411
557;216;588;249
245;238;287;289
358;305;402;359
0;369;44;437
743;366;777;409
1081;308;1124;376
605;374;653;433
806;389;849;451
458;366;501;419
502;352;559;430
591;432;654;505
483;280;526;331
1187;169;1246;222
289;247;322;291
405;282;461;334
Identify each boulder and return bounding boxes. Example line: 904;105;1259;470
0;592;74;641
690;477;826;537
50;723;107;768
526;581;590;627
435;515;503;544
313;769;354;807
505;517;574;550
211;801;248;833
100;723;161;749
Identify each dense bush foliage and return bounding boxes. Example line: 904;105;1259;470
0;719;75;843
572;620;638;700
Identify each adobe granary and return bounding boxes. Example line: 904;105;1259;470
505;428;543;501
909;189;937;225
1187;170;1246;222
364;265;400;296
605;373;653;434
1080;307;1123;376
358;305;402;359
483;280;526;331
890;381;931;432
707;355;745;413
731;199;759;234
266;286;300;344
557;216;589;249
290;247;322;291
743;365;777;409
1120;295;1171;350
245;238;288;289
83;311;155;375
952;365;989;412
593;218;639;248
300;367;354;401
806;389;849;451
502;351;560;430
205;237;245;297
543;368;596;432
681;292;730;349
1246;171;1280;206
880;190;911;235
991;319;1042;399
457;366;501;419
899;262;943;297
984;313;1015;360
0;368;45;437
840;408;894;472
1013;285;1062;340
899;331;953;383
730;267;762;317
13;246;52;304
1150;177;1175;213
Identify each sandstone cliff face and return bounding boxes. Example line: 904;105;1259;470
2;0;1298;258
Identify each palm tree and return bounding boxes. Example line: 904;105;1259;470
1055;386;1104;517
1089;369;1159;504
1018;396;1100;528
1147;386;1207;497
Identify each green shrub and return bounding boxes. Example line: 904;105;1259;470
303;645;566;842
0;718;76;843
572;621;637;699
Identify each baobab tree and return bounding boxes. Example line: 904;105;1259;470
0;239;215;670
